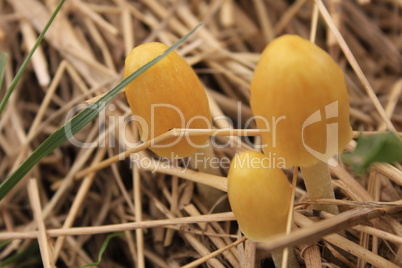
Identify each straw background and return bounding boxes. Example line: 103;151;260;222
0;0;401;267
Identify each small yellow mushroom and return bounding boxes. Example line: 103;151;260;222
228;151;292;241
250;34;353;168
124;42;212;158
250;35;353;214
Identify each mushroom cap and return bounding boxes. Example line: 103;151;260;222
124;42;211;158
250;35;353;168
228;151;292;242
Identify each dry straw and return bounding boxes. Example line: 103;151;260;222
0;0;402;267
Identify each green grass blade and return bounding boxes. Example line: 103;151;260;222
0;0;65;116
0;239;12;249
0;52;7;90
81;232;123;268
0;24;201;200
0;242;40;266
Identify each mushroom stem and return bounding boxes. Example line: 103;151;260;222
300;161;339;215
190;143;225;209
272;249;299;268
190;143;221;176
244;240;256;268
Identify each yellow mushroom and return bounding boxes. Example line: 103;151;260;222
228;151;292;241
250;35;353;214
124;42;212;158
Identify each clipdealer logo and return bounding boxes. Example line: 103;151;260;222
64;101;341;168
302;101;339;167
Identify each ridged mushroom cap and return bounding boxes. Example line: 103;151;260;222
124;42;211;158
250;35;353;168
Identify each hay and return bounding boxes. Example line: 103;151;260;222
0;0;401;267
